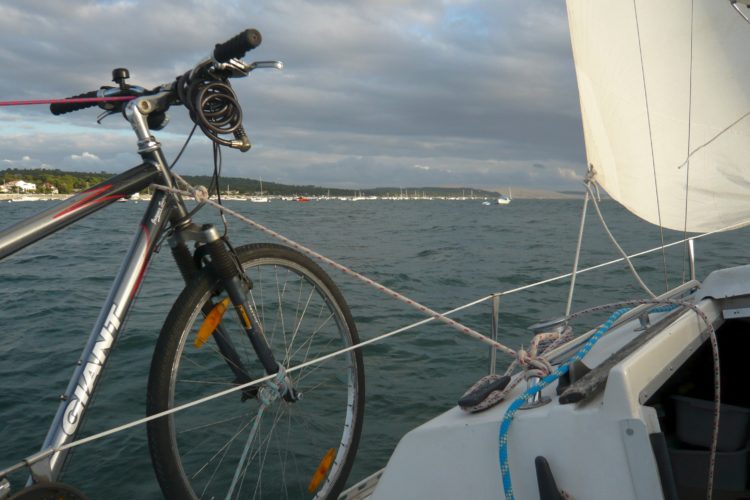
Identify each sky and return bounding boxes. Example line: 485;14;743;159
0;0;585;192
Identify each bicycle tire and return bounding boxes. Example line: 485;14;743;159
147;243;365;499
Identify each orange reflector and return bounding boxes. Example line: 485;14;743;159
194;297;231;348
307;448;336;493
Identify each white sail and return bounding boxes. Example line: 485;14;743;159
566;1;750;232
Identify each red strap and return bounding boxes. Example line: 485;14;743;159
0;96;135;107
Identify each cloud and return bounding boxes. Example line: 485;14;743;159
0;155;47;169
0;1;586;190
557;167;581;181
70;152;101;161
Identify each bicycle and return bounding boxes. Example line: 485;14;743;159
0;29;365;499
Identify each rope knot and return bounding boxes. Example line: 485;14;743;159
517;348;530;366
584;164;597;184
191;185;209;203
516;348;553;378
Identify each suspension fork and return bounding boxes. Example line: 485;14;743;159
201;236;300;402
169;223;295;399
168;227;254;382
202;238;281;376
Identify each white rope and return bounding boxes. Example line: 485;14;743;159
164;177;518;358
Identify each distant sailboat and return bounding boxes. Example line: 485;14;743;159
496;187;512;205
249;178;269;203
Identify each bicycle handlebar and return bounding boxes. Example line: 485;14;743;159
49;28;266;151
50;28;264;117
50;90;101;115
213;29;262;63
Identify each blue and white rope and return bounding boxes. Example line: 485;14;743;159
498;307;630;500
498;302;683;499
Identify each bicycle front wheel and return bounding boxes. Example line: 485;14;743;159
147;243;365;499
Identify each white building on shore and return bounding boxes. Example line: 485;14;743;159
0;180;36;193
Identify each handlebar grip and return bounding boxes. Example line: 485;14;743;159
213;29;262;63
50;90;100;115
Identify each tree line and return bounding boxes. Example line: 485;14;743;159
0;168;500;197
1;169;108;194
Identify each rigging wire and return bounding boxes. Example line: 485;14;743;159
632;0;670;292
681;0;695;284
564;182;590;317
585;182;657;298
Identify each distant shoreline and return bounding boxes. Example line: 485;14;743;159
0;194;70;201
0;192;584;202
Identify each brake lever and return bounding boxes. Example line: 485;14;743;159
249;60;284;71
730;0;750;23
96;110;118;124
212;59;284;78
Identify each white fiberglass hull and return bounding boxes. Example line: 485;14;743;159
345;265;750;500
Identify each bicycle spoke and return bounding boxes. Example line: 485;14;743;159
274;265;288;349
149;246;363;499
190;418;251;481
289;323;338;367
285;285;317;362
178;412;248;435
242;401;288;499
226;403;266;498
176;378;237;386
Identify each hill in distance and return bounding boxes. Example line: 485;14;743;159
0;168;581;199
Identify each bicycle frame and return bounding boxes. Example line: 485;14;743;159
0;84;285;493
0;96;192;482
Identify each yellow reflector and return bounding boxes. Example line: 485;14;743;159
194;297;231;348
307;448;336;493
236;304;252;329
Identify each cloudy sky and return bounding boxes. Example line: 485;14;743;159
0;1;585;191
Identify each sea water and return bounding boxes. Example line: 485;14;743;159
0;198;748;498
